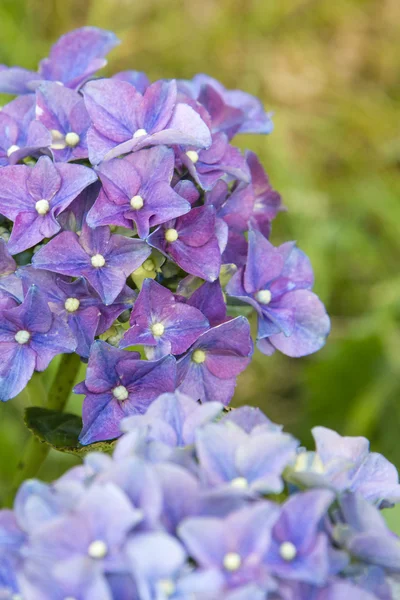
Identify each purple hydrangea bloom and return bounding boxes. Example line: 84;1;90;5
36;82;91;162
147;205;222;282
178;503;280;593
87;147;191;238
0;27;119;94
182;279;228;327
0;510;25;595
179;74;274;137
265;490;335;585
83;79;212;164
178;132;250;191
32;224;151;305
76;341;177;445
195;420;298;494
0;156;97;254
20;267;135;358
0;285;76;401
112;70;150;93
292;426;400;508
176;316;253;404
120;279;209;360
0;95;51;166
0;240;23;309
226;227;330;357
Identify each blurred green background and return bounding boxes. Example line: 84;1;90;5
0;0;400;527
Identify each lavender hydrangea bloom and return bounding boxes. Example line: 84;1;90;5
227;227;330;357
118;391;223;461
0;286;76;401
36;82;91;162
147;206;222;282
178;503;280;592
120;279;209;360
77;341;177;445
333;493;400;572
176;316;253;405
0;156;97;254
83;79;212;164
292;427;400;508
0;95;51;166
20;268;135;358
87;147;191;238
265;490;335;585
0;27;120;94
21;483;142;598
195;420;298;494
178;132;250;191
0;511;24;595
0;240;23;309
184;280;228;327
112;70;150;93
32;224;151;305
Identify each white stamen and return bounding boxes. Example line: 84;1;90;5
165;228;178;243
133;128;147;138
279;541;297;561
15;330;31;345
186;150;199;164
223;552;241;571
230;477;248;490
91;254;106;268
88;539;108;559
255;290;272;305
65;132;80;147
112;385;129;402
130;195;144;210
35;199;50;215
7;145;20;157
50;129;66;150
151;322;165;337
158;579;175;596
64;298;80;312
192;349;206;364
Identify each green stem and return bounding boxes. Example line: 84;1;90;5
3;353;81;507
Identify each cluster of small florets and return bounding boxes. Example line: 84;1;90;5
0;26;330;444
1;393;400;599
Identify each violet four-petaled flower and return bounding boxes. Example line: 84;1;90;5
32;224;151;305
120;279;210;360
77;340;177;445
0;286;76;401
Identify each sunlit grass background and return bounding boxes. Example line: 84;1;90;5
1;0;400;527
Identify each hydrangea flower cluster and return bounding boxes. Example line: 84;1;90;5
0;26;330;444
1;393;400;600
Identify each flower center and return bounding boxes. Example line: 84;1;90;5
142;259;155;272
130;195;144;210
35;199;50;215
65;132;80;147
64;298;80;312
7;144;19;157
91;254;106;268
14;330;31;345
255;289;272;305
158;579;175;596
186;150;199;164
151;322;165;337
279;541;297;561
230;477;248;490
133;128;147;138
165;228;179;243
192;349;206;364
223;552;241;571
50;129;66;149
112;385;129;402
88;539;108;559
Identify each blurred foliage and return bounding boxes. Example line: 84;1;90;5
0;0;400;524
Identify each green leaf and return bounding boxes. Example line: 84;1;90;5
24;407;117;457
